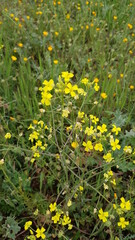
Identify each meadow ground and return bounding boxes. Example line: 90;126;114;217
0;0;135;239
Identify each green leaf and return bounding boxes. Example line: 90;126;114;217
2;217;20;240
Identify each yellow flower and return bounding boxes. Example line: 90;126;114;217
62;108;70;118
103;153;113;163
113;16;117;20
11;56;17;61
49;202;57;212
127;23;133;29
5;133;11;139
48;45;53;51
69;27;73;32
24;221;32;230
130;85;134;90
112;124;121;135
34;152;40;158
120;197;131;211
101;92;107;99
71;141;79;149
123;146;132;154
29;131;39;142
36;227;46;239
10;13;14;18
66;14;70;19
23;57;28;62
62;215;71;225
129;50;133;54
98;208;109;222
14;17;19;22
67;200;72;207
110;139;121;151
83;141;93;152
94;143;103;152
94;83;100;91
123;38;128;42
43;31;48;36
78;111;84;119
97;124;107;133
55;31;59;36
42;79;54;91
111;179;116;185
18;43;23;47
118;217;129;229
68;224;73;230
94;78;99;83
79;185;84;191
120;73;124;78
81;78;89;85
36;11;42;15
90;115;99;124
52;212;61;223
92;11;96;16
64;83;78;97
53;59;58;64
62;71;74;82
85;126;95;136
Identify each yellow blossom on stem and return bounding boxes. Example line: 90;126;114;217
43;31;48;36
85;126;95;136
98;208;109;222
81;78;89;85
64;83;78;97
127;23;133;29
103;153;113;163
94;143;103;152
48;45;53;51
62;215;71;225
101;92;107;99
53;59;58;64
11;56;17;61
110;139;121;151
97;124;107;133
52;212;61;223
123;146;132;154
36;227;46;239
62;108;70;118
118;217;129;229
113;16;117;20
71;141;79;149
49;202;57;212
24;221;32;230
5;133;11;139
94;83;100;91
83;140;93;151
112;124;121;135
120;197;131;211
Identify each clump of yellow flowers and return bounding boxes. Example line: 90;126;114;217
26;71;134;237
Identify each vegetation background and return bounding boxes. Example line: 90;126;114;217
0;0;135;239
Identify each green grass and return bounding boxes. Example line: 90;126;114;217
0;0;135;239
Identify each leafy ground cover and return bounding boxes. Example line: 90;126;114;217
0;0;135;239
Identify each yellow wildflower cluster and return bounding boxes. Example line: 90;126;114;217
28;120;48;163
24;221;46;239
49;202;73;230
39;79;54;106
